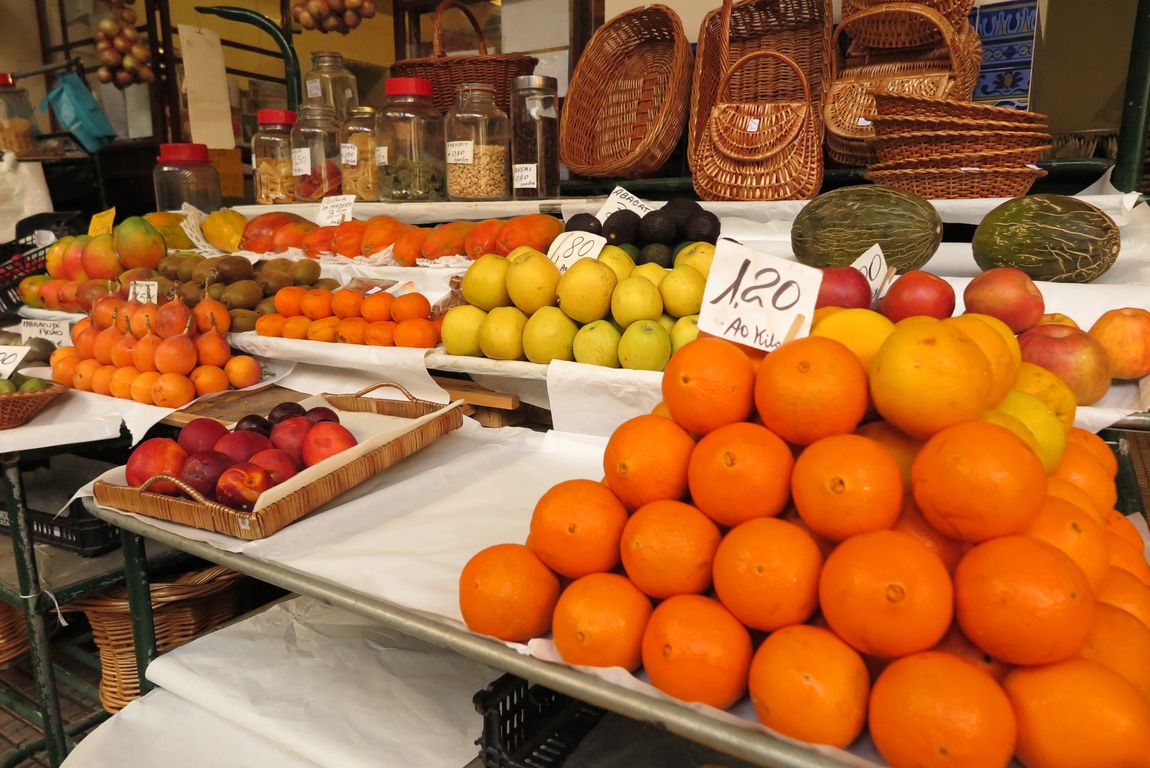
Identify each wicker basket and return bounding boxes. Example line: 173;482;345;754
690;0;832;170
872;92;1047;123
874;129;1053;163
869;145;1052;171
842;0;974;48
0;383;67;430
872;115;1050;138
69;566;243;712
864;166;1047;199
560;5;692;179
694;51;824;200
389;0;537;115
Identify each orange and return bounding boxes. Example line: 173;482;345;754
330;289;364;319
108;366;140;400
602;414;695;510
281;316;312;340
640;594;752;709
1106;508;1146;549
364;320;397;346
1046;476;1105;524
551;573;652;671
391;292;432;322
527;479;628;579
955;536;1094;666
748;624;869;748
854;419;924;493
299;289;333;320
129;371;161;404
1079;602;1150;700
753;337;868;445
868;319;994;439
1107;533;1150;585
1096;567;1150;630
360;292;395;323
911;421;1046;542
90;365;116;396
1052;442;1118;513
1066;426;1118;477
893;496;968;573
620;500;719;599
809;307;895;369
869;651;1016;768
458;543;560;642
306;316;339;342
273;285;307;317
661;338;754;435
152;373;196;409
791;433;903;542
51;356;80;387
1004;659;1150;768
712;518;822;631
71;359;103;392
255;313;287;337
190;365;230;396
394;318;438;348
224;355;262;389
686;422;793;527
944;313;1019;403
933;624;1011;683
1025;495;1111;591
819;529;953;658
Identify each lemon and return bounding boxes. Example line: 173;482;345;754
1012;362;1077;429
811;308;895;370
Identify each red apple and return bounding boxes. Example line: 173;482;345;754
880;271;955;322
250;449;298;485
1088;307;1150;380
177;418;229;455
213;430;273;464
963;267;1044;333
302;421;358;467
215;462;274;511
179;450;234;500
1018;324;1111;405
304;406;340;424
125;437;187;496
270;416;313;467
816;267;872;310
1038;313;1079;329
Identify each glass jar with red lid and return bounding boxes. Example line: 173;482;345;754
153;142;222;212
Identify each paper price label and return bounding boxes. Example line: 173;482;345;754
375;146;388;166
697;240;822;352
340;143;358;166
513;163;538;189
305;79;322;99
446;141;474;164
128;281;159;304
291;147;311;177
0;347;29;379
594;186;653;223
20;320;71;347
88;207;116;237
316;195;357;226
849;244;889;302
546;231;607;274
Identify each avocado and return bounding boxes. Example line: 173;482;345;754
602;209;640;246
683;211;721;244
672;241;692;259
619;244;640;261
660;197;705;236
638;243;673;268
0;331;20;346
25;338;54;363
638;210;676;246
564;213;602;235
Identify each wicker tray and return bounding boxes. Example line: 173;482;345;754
871;114;1050;138
869;145;1052;171
864;166;1047;199
92;386;466;540
872;92;1047;123
874;129;1053;163
0;383;67;430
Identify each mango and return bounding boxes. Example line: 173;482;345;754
114;217;167;270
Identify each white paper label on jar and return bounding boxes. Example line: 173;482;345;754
291;147;311;176
305;79;322;99
513;163;537;189
375;146;388;166
341;143;358;166
446;140;475;164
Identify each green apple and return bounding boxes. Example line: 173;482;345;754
522;306;579;364
611;276;663;328
660;264;706;318
675;242;715;279
557;257;617;324
656;314;676;334
597;245;635;283
632;262;669;288
440;305;488;357
573;319;622;368
671;314;700;353
506;249;560;316
618;319;672;371
461;253;511;311
478;306;528;360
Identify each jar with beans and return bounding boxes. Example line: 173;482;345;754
445;83;510;201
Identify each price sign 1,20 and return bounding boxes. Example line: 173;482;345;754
546;231;608;274
0;347;29;379
697;240;823;352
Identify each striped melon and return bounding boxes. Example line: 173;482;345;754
791;185;942;272
972;195;1120;283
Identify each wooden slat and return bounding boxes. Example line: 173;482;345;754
163;385;308;427
431;376;520;411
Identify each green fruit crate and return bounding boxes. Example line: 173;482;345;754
0;499;120;558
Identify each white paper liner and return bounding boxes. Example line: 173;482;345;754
547;360;662;437
16;306;85;323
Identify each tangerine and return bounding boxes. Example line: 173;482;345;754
273;286;307;317
330;289;364;319
551;573;652;671
360;292;395;323
306;316;339;342
391;292;432;322
791;434;903;542
661;338;754;435
620;500;720;599
1079;602;1150;700
300;289;333;320
527;479;628;579
602;414;694;509
458;543;559;642
255;313;287;337
686;422;793;527
394;318;438;348
853;420;924;493
335;317;368;345
281;316;312;340
364;320;397;346
933;624;1011;683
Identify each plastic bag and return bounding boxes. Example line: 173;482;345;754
0;152;53;243
39;72;117;153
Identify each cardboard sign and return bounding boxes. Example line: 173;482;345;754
0;347;29;379
697;240;822;352
128;281;159;304
546;231;607;274
20;320;71;347
88;207;115;237
594;186;653;223
316;195;356;227
850;244;890;303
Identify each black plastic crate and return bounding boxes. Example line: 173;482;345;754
0;499;120;558
474;674;606;768
0;233;49;318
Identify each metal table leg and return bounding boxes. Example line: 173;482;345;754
119;529;157;694
1113;0;1150;192
0;454;66;766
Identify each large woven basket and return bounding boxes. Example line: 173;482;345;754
69;566;243;712
872;92;1047;123
874;129;1053;163
690;0;832;170
0;384;66;430
869;145;1052;171
693;50;824;200
0;602;56;667
842;0;974;48
560;5;692;179
389;0;537;114
865;166;1046;199
871;114;1050;138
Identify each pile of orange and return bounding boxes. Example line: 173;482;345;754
50;294;262;408
459;324;1150;768
253;287;441;349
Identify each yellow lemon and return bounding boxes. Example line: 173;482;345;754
1013;362;1077;429
811;308;895;370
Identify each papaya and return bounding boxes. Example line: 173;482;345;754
495;214;563;256
361;216;409;256
143;211;194;250
270;221;317;252
464;219;506;259
201;209;247;252
240;211;308;253
331;220;367;258
421;221;476;260
393;227;427;267
302;226;338;259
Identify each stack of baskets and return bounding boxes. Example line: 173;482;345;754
865;93;1053;198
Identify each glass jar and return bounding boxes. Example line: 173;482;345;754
377;77;446;202
0;73;38;157
252;109;296;204
340;106;379;201
510;75;559;200
153;143;221;212
445;83;510;202
290;105;341;201
303;51;359;124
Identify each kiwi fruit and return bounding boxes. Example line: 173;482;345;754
178;281;203;306
157;254;184;281
176;254;205;282
257;269;294;296
313;277;340;291
215;255;255;283
228;309;259;332
206;282;227;301
290;259;321;285
256;296;278;315
220;279;263;310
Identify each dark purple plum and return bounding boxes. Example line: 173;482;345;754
234;414;273;436
304;406;339;424
268;401;307;424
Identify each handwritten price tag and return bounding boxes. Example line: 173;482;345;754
316;195;356;227
850;244;890;303
0;347;30;379
340;143;358;166
20;320;71;347
128;281;159;304
546;231;607;274
697;240;822;352
594;186;653;223
88;207;116;237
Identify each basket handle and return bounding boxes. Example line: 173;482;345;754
831;2;959;80
342;381;423;402
432;0;489;59
173;565;239;586
136;475;231;510
718;50;811;104
716;0;734;82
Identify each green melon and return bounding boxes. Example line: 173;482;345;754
791;185;942;272
972;194;1120;283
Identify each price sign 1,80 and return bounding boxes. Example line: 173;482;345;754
546;231;607;274
849;244;892;304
